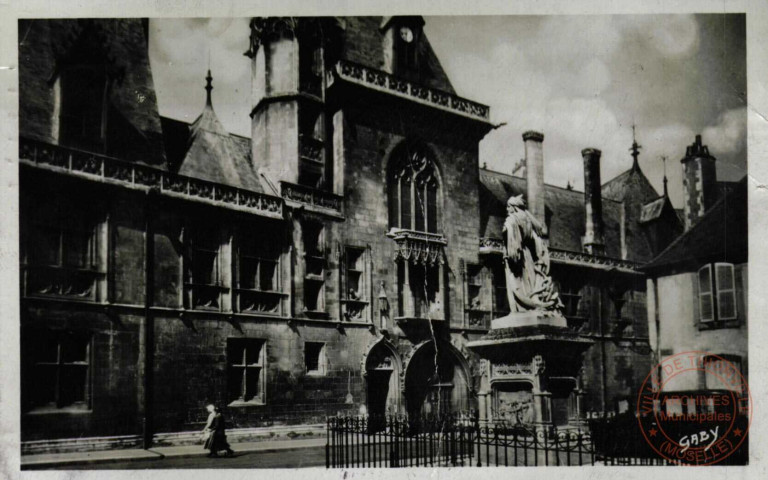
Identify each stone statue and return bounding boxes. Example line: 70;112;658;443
502;195;563;312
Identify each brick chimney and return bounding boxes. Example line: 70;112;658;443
582;148;605;255
681;134;717;230
523;131;546;235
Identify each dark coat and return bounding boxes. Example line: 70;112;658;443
203;412;231;452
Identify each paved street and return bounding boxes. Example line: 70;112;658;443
26;445;329;470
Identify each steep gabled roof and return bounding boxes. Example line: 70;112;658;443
641;177;747;273
479;169;647;260
161;71;262;193
601;164;658;203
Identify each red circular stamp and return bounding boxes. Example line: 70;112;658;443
636;351;751;465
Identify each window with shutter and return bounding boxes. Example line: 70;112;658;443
698;264;714;322
715;263;737;320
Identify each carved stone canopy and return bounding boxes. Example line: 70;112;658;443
388;228;446;267
245;17;298;58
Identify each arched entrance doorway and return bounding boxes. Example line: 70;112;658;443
404;341;470;418
364;340;401;424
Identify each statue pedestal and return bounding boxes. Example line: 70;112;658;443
467;310;593;428
491;310;567;329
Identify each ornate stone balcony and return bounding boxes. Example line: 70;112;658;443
387;228;447;266
19;138;284;219
548;249;641;274
332;60;491;123
280;181;344;216
478;237;642;274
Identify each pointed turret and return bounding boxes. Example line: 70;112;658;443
175;70;262;192
629;124;642;172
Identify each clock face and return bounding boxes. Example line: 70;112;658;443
399;26;414;43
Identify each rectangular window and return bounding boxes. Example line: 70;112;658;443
466;264;483;310
185;225;224;310
345;247;365;300
303;221;325;314
305;342;327;375
465;263;489;328
22;198;104;301
491;262;509;316
227;338;266;405
23;330;91;411
298;134;325;189
715;263;737;320
557;279;583;318
237;226;282;315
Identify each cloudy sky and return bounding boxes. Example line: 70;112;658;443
148;15;746;207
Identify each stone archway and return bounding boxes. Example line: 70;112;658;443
362;339;402;423
403;341;470;418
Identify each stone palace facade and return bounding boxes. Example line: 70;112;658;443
19;17;688;450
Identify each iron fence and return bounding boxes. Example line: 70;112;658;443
326;413;594;468
327;413;748;467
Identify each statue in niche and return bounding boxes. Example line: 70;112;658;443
502;195;563;313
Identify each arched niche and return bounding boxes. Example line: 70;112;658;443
362;338;402;420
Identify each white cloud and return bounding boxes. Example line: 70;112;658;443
637;15;699;58
702;107;747;156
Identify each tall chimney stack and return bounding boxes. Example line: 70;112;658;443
523;131;546;235
582;148;605;255
681;134;717;230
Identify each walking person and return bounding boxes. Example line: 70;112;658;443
202;404;234;457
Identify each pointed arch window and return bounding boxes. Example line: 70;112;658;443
389;146;441;234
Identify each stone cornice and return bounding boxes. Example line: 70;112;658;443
331;60;491;123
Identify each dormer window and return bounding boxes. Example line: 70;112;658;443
57;64;109;152
395;24;419;75
382;16;425;79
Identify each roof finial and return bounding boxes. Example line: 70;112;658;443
205;69;213;107
629;124;642;171
660;155;668;197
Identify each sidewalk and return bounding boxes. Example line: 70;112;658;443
21;437;328;469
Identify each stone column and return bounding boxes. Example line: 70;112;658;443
437;261;445;320
532;390;553;426
478;391;490;423
582;148;605;255
402;261;414;317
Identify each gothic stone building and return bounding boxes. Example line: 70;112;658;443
18;17;682;449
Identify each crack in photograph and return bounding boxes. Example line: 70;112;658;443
16;13;749;469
